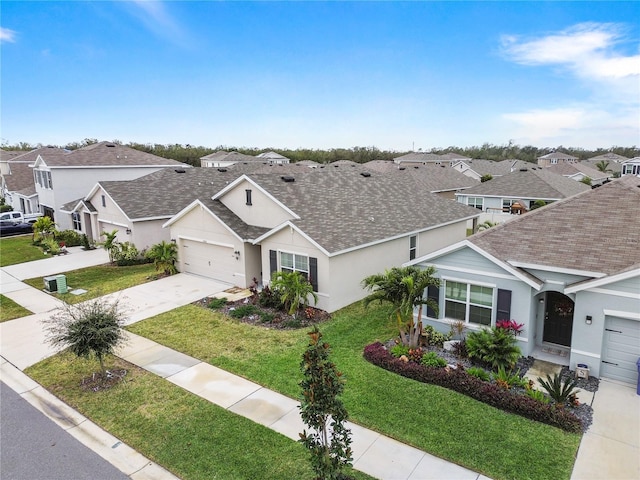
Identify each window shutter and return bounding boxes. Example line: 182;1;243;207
309;257;318;292
269;250;277;277
497;289;512;321
426;285;439;318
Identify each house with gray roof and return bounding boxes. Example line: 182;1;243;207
200;151;260;168
546;162;611;186
537;151;579;168
256;151;290;164
451;159;530;181
30;141;189;231
621;157;640;177
455;167;590;224
164;167;481;313
587;152;629;163
408;176;640;384
393;152;469;166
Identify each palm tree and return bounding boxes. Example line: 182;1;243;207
146;240;178;275
595;160;612;173
32;216;56;243
101;229;119;263
362;266;440;347
270;271;318;317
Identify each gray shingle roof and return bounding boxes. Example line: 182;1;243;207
42;142;187;167
458;167;591;199
362;161;477;192
581;159;622;173
2;161;36;194
538;151;578;161
546;162;609;181
244;168;479;254
470;176;640;276
200;151;260;163
587;152;629;162
456;159;530;176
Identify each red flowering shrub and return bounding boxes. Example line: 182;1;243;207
363;342;582;433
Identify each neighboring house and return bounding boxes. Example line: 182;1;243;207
164;168;481;313
256;151;291;164
546;162;611;186
1;147;68;215
537;151;579;168
200;151;259;168
455;167;590;224
621;157;640;177
581;158;622;176
587;152;629;163
451;159;530;181
32;142;189;230
362;161;478;199
408;176;640;383
394;152;470;166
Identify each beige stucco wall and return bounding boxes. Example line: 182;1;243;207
218;179;294;228
132;220;170;251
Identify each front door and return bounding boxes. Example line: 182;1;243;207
543;292;574;347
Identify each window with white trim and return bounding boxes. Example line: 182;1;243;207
72;212;82;231
444;280;493;326
502;199;517;212
409;235;417;260
280;251;309;279
467;197;484;210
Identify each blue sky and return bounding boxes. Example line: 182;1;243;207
1;1;639;151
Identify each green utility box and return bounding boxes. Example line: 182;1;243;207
56;274;68;294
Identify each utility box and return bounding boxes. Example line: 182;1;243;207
56;274;68;294
43;275;58;292
575;363;589;380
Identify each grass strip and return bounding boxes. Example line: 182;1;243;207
128;302;581;480
0;235;44;266
0;294;33;322
23;263;158;304
25;353;372;480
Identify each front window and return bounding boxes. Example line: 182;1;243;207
467;197;483;210
280;251;309;279
444;280;493;326
409;235;417;261
245;189;252;205
502;199;517;212
72;212;82;231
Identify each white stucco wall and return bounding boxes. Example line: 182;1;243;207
218;179;295;228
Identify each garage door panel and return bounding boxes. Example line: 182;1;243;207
181;239;237;285
602;316;640;384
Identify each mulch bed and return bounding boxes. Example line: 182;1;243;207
194;296;331;330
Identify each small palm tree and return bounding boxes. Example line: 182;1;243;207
32;216;56;243
271;271;318;317
101;229;119;263
146;241;178;275
595;160;612;173
362;266;439;348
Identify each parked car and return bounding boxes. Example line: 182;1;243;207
0;221;34;237
0;211;42;224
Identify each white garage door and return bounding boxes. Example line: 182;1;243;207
181;239;237;285
601;316;640;384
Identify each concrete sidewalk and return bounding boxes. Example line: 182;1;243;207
117;331;489;480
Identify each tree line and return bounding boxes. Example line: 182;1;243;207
3;138;638;167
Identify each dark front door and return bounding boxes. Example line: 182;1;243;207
543;292;574;347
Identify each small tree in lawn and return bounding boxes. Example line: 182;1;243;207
299;327;352;480
101;229;119;263
42;297;127;377
32;216;56;243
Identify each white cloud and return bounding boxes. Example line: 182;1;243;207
500;23;639;146
0;27;17;44
126;1;190;48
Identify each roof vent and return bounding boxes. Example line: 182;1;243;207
217;168;227;172
519;168;528;172
360;172;371;177
440;165;446;168
174;169;186;173
334;165;339;167
281;176;295;183
106;143;116;147
399;167;406;171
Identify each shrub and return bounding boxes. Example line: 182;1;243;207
81;234;94;250
40;237;61;255
537;373;579;405
207;297;228;310
466;367;490;382
256;285;282;310
259;312;275;323
422;325;451;347
452;338;468;358
496;319;524;336
363;342;582;433
421;351;447;368
492;366;527;390
229;305;259;319
466;327;521;370
390;344;410;358
271;271;318;317
146;241;178;275
112;242;147;265
526;388;550;404
54;230;83;247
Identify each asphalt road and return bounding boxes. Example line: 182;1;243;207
0;380;130;480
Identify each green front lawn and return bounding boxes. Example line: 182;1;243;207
0;294;33;322
128;303;581;480
25;354;373;480
0;235;45;266
23;263;158;304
